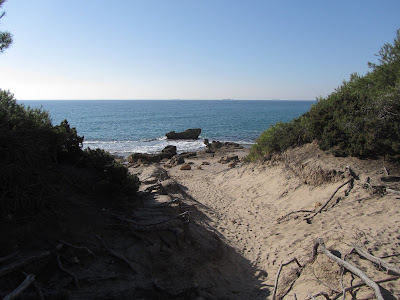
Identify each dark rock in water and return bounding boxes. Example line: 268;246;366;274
162;145;177;156
128;145;177;164
202;140;244;153
211;141;223;149
166;128;201;140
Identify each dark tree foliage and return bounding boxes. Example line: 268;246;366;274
0;91;140;215
0;0;12;52
249;29;400;162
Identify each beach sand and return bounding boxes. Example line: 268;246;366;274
131;142;400;299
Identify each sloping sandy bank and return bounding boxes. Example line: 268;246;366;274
164;143;400;299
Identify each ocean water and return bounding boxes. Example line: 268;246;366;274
19;100;315;156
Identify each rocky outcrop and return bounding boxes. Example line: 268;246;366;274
204;139;244;153
166;155;185;167
161;145;177;155
166;128;201;140
128;145;177;164
218;155;239;165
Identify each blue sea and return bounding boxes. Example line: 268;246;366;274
19;100;315;156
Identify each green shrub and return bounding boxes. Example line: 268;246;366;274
0;91;140;215
82;148;140;194
249;29;400;162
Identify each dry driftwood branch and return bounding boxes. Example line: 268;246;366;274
58;240;94;256
21;271;44;300
3;273;35;300
57;255;79;289
155;198;182;208
272;257;302;300
386;188;400;195
340;267;345;300
276;210;313;223
93;233;137;274
331;276;400;300
380;253;400;259
0;251;19;264
383;166;389;176
141;211;190;227
352;246;400;275
305;291;331;300
305;178;354;223
313;238;384;300
0;253;51;277
103;210;189;228
31;277;44;300
0;244;63;277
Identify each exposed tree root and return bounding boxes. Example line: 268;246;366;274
305;178;354;224
276;210;313;223
3;273;42;300
272;257;302;300
57;255;80;289
0;244;63;277
305;291;331;300
352;246;400;275
312;238;384;300
386;188;400;195
0;251;19;264
58;239;94;256
331;276;400;300
93;233;137;274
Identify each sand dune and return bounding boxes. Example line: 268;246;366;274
157;142;400;299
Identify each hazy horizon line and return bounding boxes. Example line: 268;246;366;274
18;98;317;101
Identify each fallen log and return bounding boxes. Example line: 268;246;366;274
313;238;384;300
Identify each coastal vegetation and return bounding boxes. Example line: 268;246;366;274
0;90;140;216
0;2;140;217
249;29;400;162
0;0;12;52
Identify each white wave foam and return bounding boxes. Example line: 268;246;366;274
83;138;206;156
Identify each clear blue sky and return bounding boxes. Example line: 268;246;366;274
1;0;399;100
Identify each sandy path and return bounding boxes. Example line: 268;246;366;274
166;147;400;299
167;151;281;269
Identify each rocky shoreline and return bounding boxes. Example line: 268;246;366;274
126;139;244;169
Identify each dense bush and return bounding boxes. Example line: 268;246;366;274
249;29;400;162
83;148;140;190
0;92;140;215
